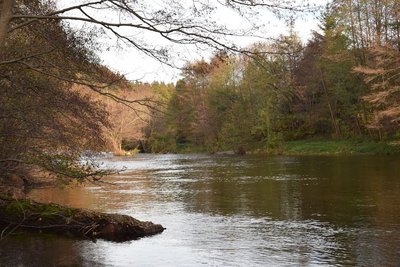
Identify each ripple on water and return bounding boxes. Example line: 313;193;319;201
15;154;400;266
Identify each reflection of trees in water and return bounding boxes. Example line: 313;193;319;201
0;235;103;266
29;185;101;210
178;155;400;266
180;157;307;219
30;169;158;213
24;155;400;266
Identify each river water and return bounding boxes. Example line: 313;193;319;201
1;154;400;266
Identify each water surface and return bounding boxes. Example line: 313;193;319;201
1;154;400;266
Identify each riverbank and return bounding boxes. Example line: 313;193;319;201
276;140;400;155
0;197;165;242
173;139;400;156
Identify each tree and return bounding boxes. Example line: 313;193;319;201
292;5;369;139
146;35;305;153
355;46;400;136
0;1;114;186
101;82;157;154
334;0;400;51
335;0;400;137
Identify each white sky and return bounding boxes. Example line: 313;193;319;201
58;0;329;83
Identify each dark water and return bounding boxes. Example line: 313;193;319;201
1;154;400;266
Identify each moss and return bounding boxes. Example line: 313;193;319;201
3;199;76;219
4;199;33;215
0;197;164;241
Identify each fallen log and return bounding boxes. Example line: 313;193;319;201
0;197;165;242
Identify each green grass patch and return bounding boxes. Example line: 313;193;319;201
4;199;76;218
280;139;400;155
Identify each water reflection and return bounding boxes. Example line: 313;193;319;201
1;154;399;266
0;234;104;267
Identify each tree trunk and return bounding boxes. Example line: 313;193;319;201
359;0;371;48
348;1;358;47
319;68;340;138
0;0;15;53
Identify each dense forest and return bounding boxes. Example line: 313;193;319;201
0;0;399;193
145;1;400;153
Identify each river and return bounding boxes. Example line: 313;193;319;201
1;154;400;266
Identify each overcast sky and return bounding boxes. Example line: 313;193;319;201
59;0;329;83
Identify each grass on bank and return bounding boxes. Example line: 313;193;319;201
279;140;400;155
156;139;400;155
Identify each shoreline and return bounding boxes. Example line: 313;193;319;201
172;139;400;156
269;140;400;156
0;197;165;242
